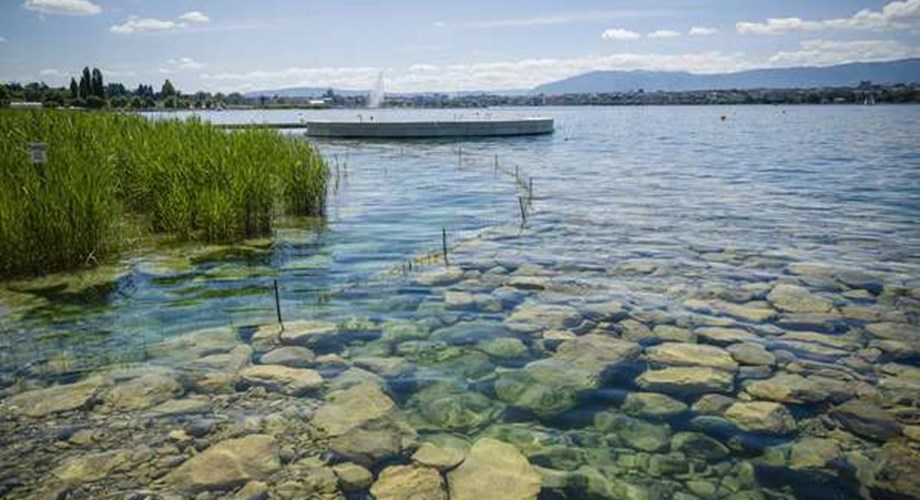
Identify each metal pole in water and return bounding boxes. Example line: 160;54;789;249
273;279;284;331
442;228;450;267
518;196;527;224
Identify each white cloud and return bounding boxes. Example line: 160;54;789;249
23;0;100;16
111;16;181;34
738;0;920;34
167;57;205;69
688;26;717;36
463;10;665;30
769;39;920;66
0;36;7;43
112;11;210;34
39;68;61;76
601;28;641;40
178;11;210;24
647;30;681;39
432;21;446;28
201;51;749;92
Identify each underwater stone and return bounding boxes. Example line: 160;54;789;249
646;342;739;372
371;465;447;500
595;412;671;452
51;450;132;484
621;391;689;420
4;377;110;418
332;462;373;492
412;443;465;471
692;394;735;415
670;432;729;461
162;434;281;494
448;438;541;500
637;366;735;396
831;400;902;442
259;346;315;368
696;327;760;346
313;382;395;437
767;283;834;314
477;337;528;359
279;321;340;348
504;303;583;333
728;343;775;366
724;401;797;435
416;267;464;287
239;365;323;395
789;437;841;469
104;372;182;412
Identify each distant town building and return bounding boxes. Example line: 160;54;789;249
9;101;43;109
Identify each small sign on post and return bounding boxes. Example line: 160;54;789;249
28;142;48;165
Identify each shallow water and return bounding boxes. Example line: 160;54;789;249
1;106;919;499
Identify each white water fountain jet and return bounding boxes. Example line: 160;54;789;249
368;71;384;108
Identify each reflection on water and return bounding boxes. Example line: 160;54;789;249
1;106;918;499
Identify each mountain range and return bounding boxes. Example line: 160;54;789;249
533;59;920;94
245;59;920;98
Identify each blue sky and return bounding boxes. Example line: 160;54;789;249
1;0;918;92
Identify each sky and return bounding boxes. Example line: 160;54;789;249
1;0;919;93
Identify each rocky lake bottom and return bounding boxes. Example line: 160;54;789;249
1;106;918;499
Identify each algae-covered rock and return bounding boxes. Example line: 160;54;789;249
103;373;182;412
239;365;323;395
621;391;688;420
332;462;373;492
767;283;834;314
645;342;738;372
259;345;315;367
831;400;902;441
594;412;671;452
413;443;466;471
504;303;582;333
51;450;132;484
671;432;729;461
413;382;502;431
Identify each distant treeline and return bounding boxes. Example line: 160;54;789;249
2;67;918;109
0;67;250;109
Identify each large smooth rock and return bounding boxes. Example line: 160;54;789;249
3;377;109;417
186;344;253;393
871;441;920;499
313;382;395;436
332;462;373;492
329;421;417;467
259;346;315;368
595;412;671;452
147;327;239;361
744;373;830;404
496;335;640;415
416;267;464;286
163;434;281;494
831;400;902;441
645;343;738;372
414;382;501;431
239;365;323;395
728;343;775;366
621;391;688;420
696;327;760;346
412;443;465;471
671;432;729;461
371;465;446;500
52;450;131;484
279;321;340;347
789;437;841;469
448;438;541;500
709;300;777;323
865;322;920;343
504;303;582;333
725;401;797;435
104;373;181;411
767;284;834;313
637;367;734;396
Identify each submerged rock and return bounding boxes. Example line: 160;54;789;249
332;462;373;492
329;420;417;467
767;283;834;314
416;267;464;287
313;382;395;437
744;373;832;404
504;303;582;333
696;327;760;346
621;391;688;419
637;367;735;396
447;438;541;500
371;465;447;500
831;400;902;441
162;434;281;494
645;342;739;372
259;345;315;367
789;437;841;469
3;376;109;417
728;343;775;366
413;382;502;431
51;450;132;484
147;326;240;361
671;432;729;461
595;412;671;452
239;365;323;395
279;321;340;348
870;440;920;499
724;401;797;435
412;443;466;471
104;372;181;411
477;337;529;359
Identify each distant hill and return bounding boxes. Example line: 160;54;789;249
533;59;920;94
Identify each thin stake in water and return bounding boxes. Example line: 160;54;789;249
273;279;284;331
442;227;450;267
518;196;527;224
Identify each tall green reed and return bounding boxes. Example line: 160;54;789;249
0;110;327;278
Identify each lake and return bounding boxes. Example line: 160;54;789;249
1;105;918;499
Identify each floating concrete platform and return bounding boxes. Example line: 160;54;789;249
223;118;554;138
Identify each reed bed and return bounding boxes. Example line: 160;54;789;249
0;110;327;278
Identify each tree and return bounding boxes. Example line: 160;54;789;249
90;68;105;98
0;84;9;107
69;78;79;99
160;79;176;99
79;67;91;98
